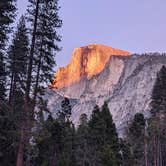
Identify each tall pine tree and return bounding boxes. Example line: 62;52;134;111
126;113;146;166
7;15;29;109
0;0;17;101
75;114;90;166
148;65;166;166
16;1;62;165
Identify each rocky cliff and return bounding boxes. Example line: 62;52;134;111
47;44;166;134
51;44;130;88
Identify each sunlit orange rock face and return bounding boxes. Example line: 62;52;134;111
52;44;131;88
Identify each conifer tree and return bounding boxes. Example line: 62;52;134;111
59;97;72;122
88;105;106;166
0;0;16;48
75;114;90;166
0;103;19;166
88;103;120;166
100;102;120;166
119;139;133;166
7;15;29;109
151;65;166;116
16;1;62;165
35;115;62;166
0;0;17;101
26;0;62;106
126;113;146;166
148;65;166;166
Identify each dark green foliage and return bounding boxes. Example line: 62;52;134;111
151;65;166;116
87;103;120;166
128;113;145;138
0;104;19;166
0;0;16;49
146;65;166;166
35;115;62;166
99;102;120;166
27;0;62;97
58;121;76;166
35;115;76;166
126;113;146;166
0;55;6;100
119;139;133;166
0;0;16;101
59;97;72;122
75;114;90;166
8;15;29;104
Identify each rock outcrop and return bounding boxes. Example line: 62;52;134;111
52;44;131;88
47;44;166;134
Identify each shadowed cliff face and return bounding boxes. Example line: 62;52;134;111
52;44;131;88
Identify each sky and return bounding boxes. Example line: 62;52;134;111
17;0;166;68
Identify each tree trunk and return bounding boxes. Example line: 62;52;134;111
16;127;24;166
16;0;40;165
144;137;148;166
16;111;26;166
25;0;39;101
32;44;42;109
9;70;14;104
154;136;157;166
49;144;57;166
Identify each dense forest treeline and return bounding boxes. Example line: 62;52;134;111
0;0;166;166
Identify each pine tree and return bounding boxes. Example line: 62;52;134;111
126;113;146;166
16;1;62;165
88;105;106;166
35;115;62;166
119;139;133;166
151;66;166;116
75;114;90;166
26;0;62;106
59;97;72;122
88;103;120;166
58;121;76;166
148;66;166;166
0;0;17;101
0;0;16;49
7;15;29;109
100;102;120;166
0;102;19;166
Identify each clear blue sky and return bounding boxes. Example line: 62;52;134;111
17;0;166;67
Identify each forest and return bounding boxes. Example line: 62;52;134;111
0;0;166;166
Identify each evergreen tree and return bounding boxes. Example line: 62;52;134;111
16;1;62;165
126;113;146;166
88;103;120;166
0;102;19;166
147;66;166;166
100;102;120;166
119;139;133;166
58;121;76;166
35;115;62;166
88;105;104;166
26;0;62;105
0;0;16;49
7;15;29;108
75;114;90;166
0;0;17;101
151;66;166;116
59;97;72;122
